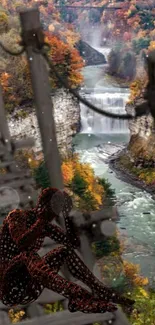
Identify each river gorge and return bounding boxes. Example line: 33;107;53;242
4;42;155;289
73;46;155;288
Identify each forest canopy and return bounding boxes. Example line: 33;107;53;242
0;0;84;112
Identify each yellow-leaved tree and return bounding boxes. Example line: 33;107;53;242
61;154;105;211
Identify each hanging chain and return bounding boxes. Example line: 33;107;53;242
40;46;137;120
0;30;154;121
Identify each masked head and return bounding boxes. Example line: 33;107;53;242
36;187;72;218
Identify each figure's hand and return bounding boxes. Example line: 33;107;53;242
36;188;64;222
65;216;81;249
62;192;81;249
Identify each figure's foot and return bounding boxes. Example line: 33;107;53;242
122;303;135;315
116;295;135;308
68;296;117;314
93;285;135;309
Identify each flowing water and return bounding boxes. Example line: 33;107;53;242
73;49;155;286
80;90;129;134
93;46;111;60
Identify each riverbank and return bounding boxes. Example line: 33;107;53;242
74;134;155;283
109;149;155;199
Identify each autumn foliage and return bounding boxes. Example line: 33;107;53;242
123;260;148;287
0;0;84;112
33;153;113;211
60;0;155;89
8;309;26;323
45;32;84;88
128;77;147;104
61;154;105;210
0;55;33;112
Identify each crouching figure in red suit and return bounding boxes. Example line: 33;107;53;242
0;187;134;314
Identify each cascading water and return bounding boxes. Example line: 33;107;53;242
80;45;130;134
93;47;111;61
80;89;130;134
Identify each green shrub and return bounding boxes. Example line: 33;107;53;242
71;172;87;196
108;48;136;81
16;110;28;119
82;190;98;211
119;51;136;80
98;178;115;198
129;287;155;324
44;301;64;314
92;236;120;258
108;49;121;75
132;37;150;54
33;161;50;189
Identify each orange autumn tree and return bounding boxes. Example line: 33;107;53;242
0;72;10;91
74;160;104;206
61;154;105;211
61;160;74;185
0;54;33;112
123;260;148;287
45;32;84;88
0;26;84;112
128;76;147;104
33;154;107;211
0;0;84;112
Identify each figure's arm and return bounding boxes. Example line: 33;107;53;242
61;192;81;248
39;189;80;248
7;209;45;251
7;208;77;251
44;223;73;247
7;189;80;251
13;216;45;250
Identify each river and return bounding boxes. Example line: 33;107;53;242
73;48;155;287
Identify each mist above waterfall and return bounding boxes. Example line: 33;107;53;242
89;26;103;48
80;24;104;47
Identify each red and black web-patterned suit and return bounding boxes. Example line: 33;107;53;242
0;187;134;313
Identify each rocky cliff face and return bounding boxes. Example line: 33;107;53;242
125;95;155;161
8;88;80;158
75;40;106;66
126;97;153;140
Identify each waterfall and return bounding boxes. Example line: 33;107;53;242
93;47;111;61
80;90;130;134
80;44;130;134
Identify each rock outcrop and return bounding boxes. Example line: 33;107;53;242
75;40;106;66
126;97;153;140
8;88;80;158
125;94;155;161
